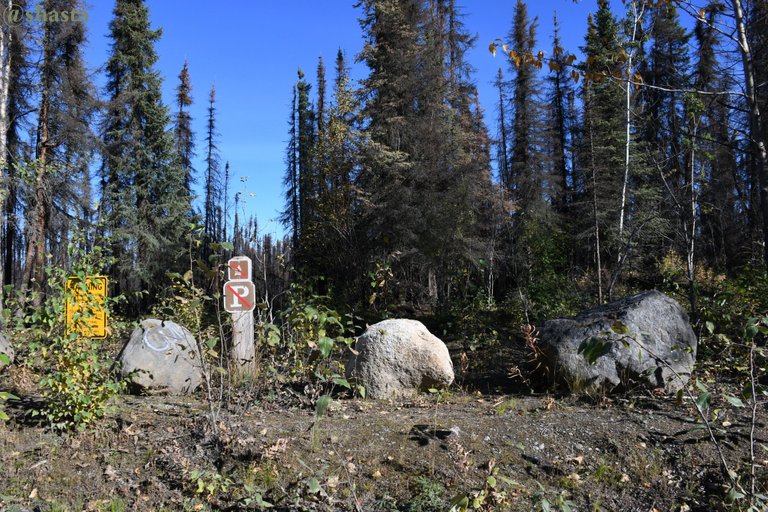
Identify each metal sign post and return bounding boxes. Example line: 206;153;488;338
224;256;256;377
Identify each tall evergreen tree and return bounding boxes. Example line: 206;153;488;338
548;14;573;213
2;0;32;289
577;2;626;301
356;0;421;281
174;60;195;210
354;0;495;306
203;84;223;259
23;0;96;305
282;85;300;251
295;68;316;263
100;0;186;305
635;2;691;274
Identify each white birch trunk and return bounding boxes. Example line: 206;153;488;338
0;0;12;312
618;0;646;242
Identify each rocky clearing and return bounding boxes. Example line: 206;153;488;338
0;377;765;511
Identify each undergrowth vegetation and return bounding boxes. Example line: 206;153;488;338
0;240;766;510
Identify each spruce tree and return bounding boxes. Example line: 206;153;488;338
203;84;223;258
282;85;300;251
23;0;96;305
577;2;626;301
548;14;572;213
2;0;32;289
174;60;195;210
101;0;186;305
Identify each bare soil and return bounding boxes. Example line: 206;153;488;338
1;362;765;512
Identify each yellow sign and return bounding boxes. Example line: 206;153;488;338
65;275;108;339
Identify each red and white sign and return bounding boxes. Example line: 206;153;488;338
223;280;256;313
227;256;252;281
224;256;255;313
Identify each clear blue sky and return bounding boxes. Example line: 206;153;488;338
79;0;622;239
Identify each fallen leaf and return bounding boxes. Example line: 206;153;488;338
29;488;38;499
104;465;118;481
620;473;630;483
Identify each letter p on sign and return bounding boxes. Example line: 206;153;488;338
224;280;256;313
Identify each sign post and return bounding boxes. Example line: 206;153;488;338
224;256;256;376
65;276;108;339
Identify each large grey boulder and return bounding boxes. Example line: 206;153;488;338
539;291;697;393
0;332;13;367
118;319;202;394
346;319;454;399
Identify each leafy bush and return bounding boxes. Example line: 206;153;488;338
0;350;18;421
263;283;359;397
10;237;127;431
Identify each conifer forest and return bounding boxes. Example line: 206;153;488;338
0;0;767;510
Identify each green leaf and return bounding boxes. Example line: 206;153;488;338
0;353;10;365
578;337;612;364
220;241;234;251
745;321;759;339
726;485;746;502
318;336;334;359
0;410;9;421
307;477;322;494
315;395;332;418
486;475;497;489
705;321;715;334
332;377;351;389
695;390;711;412
610;321;630;335
357;385;366;399
253;493;273;508
449;494;469;512
725;395;746;408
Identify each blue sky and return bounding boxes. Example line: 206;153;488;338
78;0;620;239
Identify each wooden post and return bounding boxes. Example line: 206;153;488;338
223;256;257;379
231;310;256;377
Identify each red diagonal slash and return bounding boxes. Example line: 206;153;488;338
231;262;242;277
226;284;253;309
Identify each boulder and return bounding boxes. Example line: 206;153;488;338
0;332;13;367
539;291;697;393
346;319;454;399
118;319;202;394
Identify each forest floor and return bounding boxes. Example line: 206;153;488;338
0;343;766;512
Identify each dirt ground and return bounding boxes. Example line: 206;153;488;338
1;365;765;512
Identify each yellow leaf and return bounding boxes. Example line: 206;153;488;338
502;44;508;53
489;41;497;56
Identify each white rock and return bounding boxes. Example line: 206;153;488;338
118;319;202;394
346;319;454;399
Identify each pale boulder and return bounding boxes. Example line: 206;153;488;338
346;319;454;399
118;319;202;394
